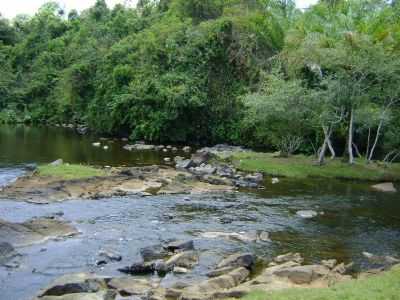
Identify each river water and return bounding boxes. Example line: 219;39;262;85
0;125;399;300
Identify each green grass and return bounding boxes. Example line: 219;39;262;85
241;265;400;300
228;152;400;181
37;164;106;180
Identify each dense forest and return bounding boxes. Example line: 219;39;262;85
1;0;400;163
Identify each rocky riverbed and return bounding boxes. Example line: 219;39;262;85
1;136;400;300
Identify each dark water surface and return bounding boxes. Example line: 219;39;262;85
0;125;399;300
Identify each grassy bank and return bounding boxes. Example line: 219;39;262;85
228;152;400;181
241;265;400;300
37;164;106;180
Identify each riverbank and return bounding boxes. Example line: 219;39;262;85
241;264;400;300
225;151;400;181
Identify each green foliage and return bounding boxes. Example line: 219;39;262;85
0;0;399;159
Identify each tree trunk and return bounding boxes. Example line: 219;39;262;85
327;136;335;159
318;126;332;165
348;107;354;164
368;119;384;162
365;127;371;160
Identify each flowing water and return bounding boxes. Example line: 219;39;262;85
0;125;399;300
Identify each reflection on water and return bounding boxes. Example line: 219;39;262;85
0;125;182;166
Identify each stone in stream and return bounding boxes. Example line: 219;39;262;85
175;159;195;170
371;182;397;192
191;151;210;166
98;249;122;262
140;244;169;261
296;210;318;219
217;253;255;270
107;277;157;296
164;240;194;252
165;251;199;269
0;217;78;247
0;242;20;267
37;273;109;297
37;291;116;300
118;261;156;275
274;252;304;264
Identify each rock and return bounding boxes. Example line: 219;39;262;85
217;253;255;270
245;173;263;183
38;273;109;297
98;250;122;262
176;159;195;170
38;291;116;300
153;259;171;274
371;182;397;192
103;146;109;150
216;165;235;178
164;157;171;162
140;245;169;261
206;266;237;277
0;218;78;247
274;253;304;264
258;231;271;242
272;177;280;184
201;175;232;186
164;240;194;252
0;242;20;266
174;156;184;163
180;267;249;299
362;252;400;265
296;210;318;219
165;251;199;268
93;143;101;147
191;151;210;166
173;266;189;274
107;277;155;296
50;159;63;166
233;179;259;188
191;165;216;175
118;262;155;275
172;147;178;152
76;125;89;135
123;144;156;151
273;265;330;284
200;231;258;243
321;259;337;269
183;146;191;153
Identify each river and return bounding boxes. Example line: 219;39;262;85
0;125;399;300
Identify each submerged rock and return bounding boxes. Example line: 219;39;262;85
0;242;20;266
164;240;194;252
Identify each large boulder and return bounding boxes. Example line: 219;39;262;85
274;253;304;264
165;251;199;269
37;273;109;297
217;253;255;270
0;218;78;247
180;267;250;300
107;277;156;296
176;159;195;170
273;264;330;284
191;152;211;166
140;245;169;261
37;291;116;300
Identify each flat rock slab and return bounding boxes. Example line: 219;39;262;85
0;217;78;247
371;182;397;192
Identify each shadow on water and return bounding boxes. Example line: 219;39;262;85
0;125;399;300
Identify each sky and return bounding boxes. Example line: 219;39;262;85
0;0;319;19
